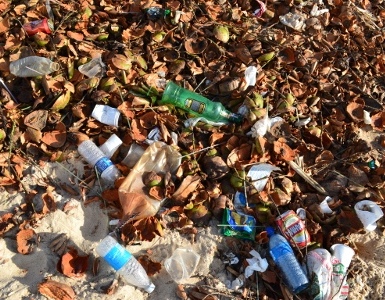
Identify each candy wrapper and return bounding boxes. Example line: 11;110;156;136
221;208;257;240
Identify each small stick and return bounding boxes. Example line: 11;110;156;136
0;77;19;103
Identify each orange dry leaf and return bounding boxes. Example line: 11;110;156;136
42;189;57;214
133;216;164;241
273;139;296;161
59;248;89;278
0;213;14;236
172;175;201;204
38;280;76;300
16;228;37;255
120;192;154;223
137;255;162;276
41;122;67;148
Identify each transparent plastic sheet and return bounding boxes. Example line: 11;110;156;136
118;141;182;221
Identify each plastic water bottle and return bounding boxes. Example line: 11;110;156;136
77;140;120;184
159;81;243;124
9;56;60;77
96;235;155;293
266;226;309;294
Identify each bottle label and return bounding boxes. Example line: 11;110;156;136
276;210;310;249
104;244;132;271
95;157;113;173
185;98;205;114
270;241;293;261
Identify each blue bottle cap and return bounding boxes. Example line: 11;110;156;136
266;226;275;237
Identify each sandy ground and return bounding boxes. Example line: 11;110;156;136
0;155;232;300
1;130;385;300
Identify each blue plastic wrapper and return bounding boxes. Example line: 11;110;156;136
221;208;257;240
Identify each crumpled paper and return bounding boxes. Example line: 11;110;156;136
244;66;258;89
245;249;268;278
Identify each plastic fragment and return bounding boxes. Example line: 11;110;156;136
244;249;268;278
279;12;306;31
247;163;281;192
244;66;258;89
248;114;284;138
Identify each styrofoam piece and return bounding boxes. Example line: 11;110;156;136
354;200;384;231
247;163;281;192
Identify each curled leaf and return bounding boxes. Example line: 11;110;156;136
17;228;38;255
38;280;76;300
59;248;89;278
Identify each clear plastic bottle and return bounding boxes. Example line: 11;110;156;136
78;140;121;184
9;56;60;77
159;81;243;124
96;235;155;293
266;226;309;294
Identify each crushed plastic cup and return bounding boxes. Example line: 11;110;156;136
330;244;354;270
354;200;384;231
121;143;145;168
99;134;123;158
78;56;106;78
164;248;200;282
91;104;120;126
319;196;333;214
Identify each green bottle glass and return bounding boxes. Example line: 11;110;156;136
159;81;243;124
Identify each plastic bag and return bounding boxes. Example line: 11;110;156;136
118;141;182;221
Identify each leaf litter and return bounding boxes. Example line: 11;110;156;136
0;0;385;299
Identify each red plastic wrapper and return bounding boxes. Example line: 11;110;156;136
23;18;53;36
276;210;310;249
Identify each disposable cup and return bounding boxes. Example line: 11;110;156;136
354;200;384;231
164;248;200;282
319;196;333;214
121;143;145;168
99;134;123;158
92;104;120;126
330;244;355;270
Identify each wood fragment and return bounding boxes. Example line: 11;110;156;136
287;160;327;195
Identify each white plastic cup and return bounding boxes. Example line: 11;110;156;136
164;248;200;283
92;104;121;126
99;134;123;158
319;196;333;214
121;143;145;168
354;200;384;231
330;244;355;271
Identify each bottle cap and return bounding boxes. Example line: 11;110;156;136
144;282;156;293
265;226;275;237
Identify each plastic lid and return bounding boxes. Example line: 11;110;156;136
144;282;155;293
265;226;275;237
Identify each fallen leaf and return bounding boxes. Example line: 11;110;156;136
172;175;201;204
38;280;76;300
0;213;14;236
16;228;38;255
59;248;89;278
137;255;162;276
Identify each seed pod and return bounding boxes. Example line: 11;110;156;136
213;25;230;43
257;51;275;62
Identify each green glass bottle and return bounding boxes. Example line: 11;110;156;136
159;81;243;124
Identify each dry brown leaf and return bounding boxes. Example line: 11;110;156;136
273;139;296;161
16;228;37;255
120;192;154;223
38;280;76;300
136;216;164;241
24;110;48;131
41;188;57;214
137;255;162;276
0;212;14;236
172;175;201;204
59;248;89;278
